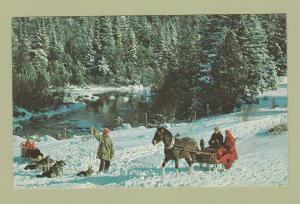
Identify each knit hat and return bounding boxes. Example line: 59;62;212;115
103;128;110;135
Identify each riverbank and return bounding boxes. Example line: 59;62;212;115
13;84;151;134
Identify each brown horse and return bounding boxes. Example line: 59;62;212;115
152;127;199;176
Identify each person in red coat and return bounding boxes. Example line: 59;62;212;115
24;138;44;159
217;130;238;169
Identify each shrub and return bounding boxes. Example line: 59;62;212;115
267;115;288;135
267;121;288;135
271;97;279;109
237;104;257;121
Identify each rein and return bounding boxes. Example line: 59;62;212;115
161;129;213;156
173;145;217;156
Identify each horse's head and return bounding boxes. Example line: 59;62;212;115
152;127;165;145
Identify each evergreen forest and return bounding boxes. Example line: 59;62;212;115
12;14;287;121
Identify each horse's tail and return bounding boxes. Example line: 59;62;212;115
189;138;200;163
195;140;200;151
190;138;200;152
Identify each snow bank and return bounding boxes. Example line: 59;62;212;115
67;84;149;97
13;108;33;123
42;135;57;142
13;103;86;126
13;135;26;144
114;123;132;130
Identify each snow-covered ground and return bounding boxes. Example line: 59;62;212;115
13;82;288;188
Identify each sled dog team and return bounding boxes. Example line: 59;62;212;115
22;126;237;178
23;127;114;178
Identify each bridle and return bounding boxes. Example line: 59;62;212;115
154;128;176;150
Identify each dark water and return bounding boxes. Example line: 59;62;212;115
15;91;152;138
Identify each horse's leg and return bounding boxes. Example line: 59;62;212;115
175;158;179;177
199;162;203;170
162;158;170;177
209;156;215;171
210;155;217;170
185;157;193;175
191;153;197;164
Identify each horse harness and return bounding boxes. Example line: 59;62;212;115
165;136;184;150
165;135;176;149
165;136;219;163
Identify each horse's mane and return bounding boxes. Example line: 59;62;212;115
160;127;173;137
160;128;197;143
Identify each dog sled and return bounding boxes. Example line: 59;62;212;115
20;141;43;162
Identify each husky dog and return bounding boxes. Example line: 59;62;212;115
77;166;94;177
36;156;55;171
36;160;67;178
24;163;38;170
24;156;55;171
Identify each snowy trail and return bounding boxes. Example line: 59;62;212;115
13;83;288;188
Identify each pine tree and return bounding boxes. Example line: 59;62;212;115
235;15;278;95
152;16;203;119
156;26;169;73
259;14;287;76
40;18;49;55
164;20;179;70
149;16;163;71
28;19;52;111
71;61;86;85
98;16;116;75
112;16;126;80
134;16;152;48
48;18;64;63
13;23;38;109
98;56;110;76
126;28;138;82
48;17;67;88
211;28;247;112
198;15;225;69
79;17;95;73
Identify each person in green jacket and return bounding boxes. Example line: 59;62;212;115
92;127;115;172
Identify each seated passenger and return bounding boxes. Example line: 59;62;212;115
201;127;224;154
208;127;224;149
25;138;44;160
217;130;238;169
